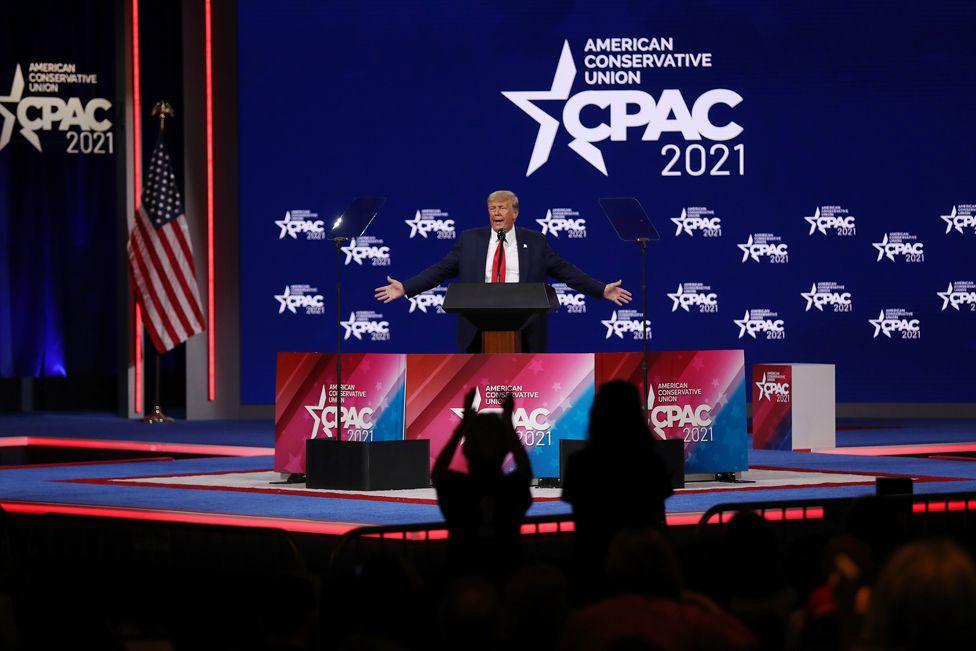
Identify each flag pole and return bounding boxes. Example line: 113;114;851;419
142;101;176;424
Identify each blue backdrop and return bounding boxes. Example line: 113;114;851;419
0;0;119;378
237;0;976;405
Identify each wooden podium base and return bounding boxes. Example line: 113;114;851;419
482;330;520;353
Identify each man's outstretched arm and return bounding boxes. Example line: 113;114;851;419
375;239;462;303
542;240;632;305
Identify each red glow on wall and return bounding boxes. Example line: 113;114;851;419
205;0;216;401
0;502;355;536
131;0;143;414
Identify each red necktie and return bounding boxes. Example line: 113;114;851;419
492;239;506;282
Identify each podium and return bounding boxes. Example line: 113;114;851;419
752;363;836;451
443;282;558;353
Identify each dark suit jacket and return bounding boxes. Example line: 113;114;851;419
402;226;606;352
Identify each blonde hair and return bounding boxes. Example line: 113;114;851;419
486;190;519;211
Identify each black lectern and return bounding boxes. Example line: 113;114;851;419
443;282;558;353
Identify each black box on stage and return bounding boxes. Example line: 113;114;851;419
557;437;685;489
661;438;685;490
558;438;586;480
876;476;913;496
305;439;430;491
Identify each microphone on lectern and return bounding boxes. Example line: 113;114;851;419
496;229;507;243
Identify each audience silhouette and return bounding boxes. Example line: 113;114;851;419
561;380;674;592
558;528;756;650
863;539;976;651
433;389;533;577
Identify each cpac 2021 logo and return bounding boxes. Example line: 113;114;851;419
449;386;553;447
601;310;651;339
671;207;721;237
275;210;325;240
667;283;718;313
503;41;743;176
734;310;785;340
0;65;113;153
408;285;448;314
405;209;455;239
938;282;976;311
739;234;789;263
755;372;790;402
340;311;390;341
873;233;924;263
869;309;920;339
940;206;976;235
647;384;713;438
553;283;586;314
274;285;324;315
304;385;375;441
537;209;586;238
804;206;856;236
341;237;391;266
801;283;852;313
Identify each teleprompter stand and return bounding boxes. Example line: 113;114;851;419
304;198;429;490
443;282;559;353
597;198;685;482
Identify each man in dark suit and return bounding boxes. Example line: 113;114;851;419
374;190;632;352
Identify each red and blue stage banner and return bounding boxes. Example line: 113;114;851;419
751;364;793;450
595;351;748;474
275;351;745;477
274;353;406;474
404;353;594;478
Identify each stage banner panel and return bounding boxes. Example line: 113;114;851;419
752;364;794;450
274;353;406;474
595;351;747;474
405;353;594;478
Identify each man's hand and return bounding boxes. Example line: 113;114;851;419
374;276;405;303
603;280;633;305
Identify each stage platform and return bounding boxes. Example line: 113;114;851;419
1;413;976;536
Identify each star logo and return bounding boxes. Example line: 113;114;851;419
502;40;583;176
671;209;691;236
872;234;892;261
937;283;956;310
405;210;427;238
340;311;361;339
940;206;958;234
601;311;621;338
801;283;819;311
536;210;558;236
738;235;757;262
868;310;887;338
0;65;38;151
804;207;823;235
274;286;295;314
667;284;688;312
341;239;362;264
275;211;296;239
733;310;752;338
755;372;779;401
304;386;335;439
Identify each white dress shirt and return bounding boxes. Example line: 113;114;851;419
484;226;520;283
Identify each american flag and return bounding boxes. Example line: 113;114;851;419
127;136;206;353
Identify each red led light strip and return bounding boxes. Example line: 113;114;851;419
0;436;271;457
0;502;356;536
204;0;216;400
817;443;976;456
131;0;143;414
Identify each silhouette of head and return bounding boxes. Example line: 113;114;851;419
865;539;976;651
605;527;683;599
589;380;651;447
462;413;509;476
